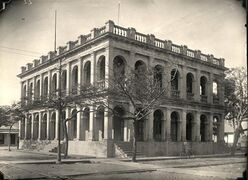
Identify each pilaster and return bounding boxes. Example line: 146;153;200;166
181;110;187;141
38;112;42;140
166;108;171;141
195;111;201;142
31;113;35;140
76;105;81;140
88;106;95;141
46;110;50;140
90;52;96;85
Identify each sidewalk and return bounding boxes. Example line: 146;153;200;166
122;152;246;162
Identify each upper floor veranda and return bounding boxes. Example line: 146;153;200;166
18;20;226;108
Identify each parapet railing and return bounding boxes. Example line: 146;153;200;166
20;20;225;74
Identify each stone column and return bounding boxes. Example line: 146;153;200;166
56;72;59;96
31;113;35;140
24;114;28;140
66;63;71;95
65;108;71;140
166;108;171;141
78;60;82;94
209;112;213;142
195;111;201;142
181;110;187;142
104;107;113;140
55;110;59;140
147;111;154;141
161;109;167;141
208;73;213;104
177;120;182;142
105;47;112;88
38;112;42;140
195;69;201;102
88;106;95;141
123;119;129;142
46;110;50;140
90;52;96;85
76;105;81;140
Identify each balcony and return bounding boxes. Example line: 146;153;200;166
187;92;194;101
200;95;208;103
95;80;106;89
171;90;180;99
213;95;220;104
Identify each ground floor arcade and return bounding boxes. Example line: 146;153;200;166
19;105;225;144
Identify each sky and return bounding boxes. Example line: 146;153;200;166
0;0;246;105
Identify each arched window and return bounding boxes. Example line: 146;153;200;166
83;107;90;141
153;109;163;141
171;69;179;90
23;85;27;99
27;115;32;139
171;111;179;141
51;73;57;95
33;114;39;140
84;61;91;85
200;115;208;142
36;80;40;99
61;70;67;91
42;114;47;140
113;56;125;78
213;116;219;142
200;76;207;95
135;60;146;75
154;65;163;88
43;77;48;97
186;73;194;93
186;113;194;141
113;106;125;141
98;56;105;81
29;83;33;101
50;112;56;140
72;66;78;94
96;106;104;140
213;81;218;95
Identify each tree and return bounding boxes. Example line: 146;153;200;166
224;67;248;155
78;62;177;162
0;103;25;151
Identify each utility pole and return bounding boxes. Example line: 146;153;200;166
54;10;62;163
117;1;120;25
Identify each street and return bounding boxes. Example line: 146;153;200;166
0;148;246;180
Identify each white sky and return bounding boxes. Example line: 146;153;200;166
0;0;246;105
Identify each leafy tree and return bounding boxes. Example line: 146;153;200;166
224;67;248;155
0;103;25;151
79;63;177;162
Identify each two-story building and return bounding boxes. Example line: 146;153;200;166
17;20;227;157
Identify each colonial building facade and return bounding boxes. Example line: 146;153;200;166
18;20;227;157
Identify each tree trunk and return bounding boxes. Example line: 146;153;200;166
63;120;69;159
231;124;242;156
8;124;13;151
132;120;137;162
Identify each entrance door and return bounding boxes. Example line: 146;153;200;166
114;116;124;141
136;120;144;141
